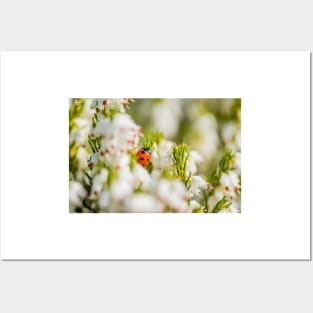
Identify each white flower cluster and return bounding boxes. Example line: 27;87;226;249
96;169;190;213
89;113;141;169
87;137;201;213
208;153;241;213
69;181;87;212
69;99;94;182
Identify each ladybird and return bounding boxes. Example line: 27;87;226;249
136;147;151;168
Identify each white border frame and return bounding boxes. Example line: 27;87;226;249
0;52;310;260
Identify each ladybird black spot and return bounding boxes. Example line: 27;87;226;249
140;157;144;161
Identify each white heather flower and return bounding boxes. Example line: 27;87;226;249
189;200;201;212
220;172;240;198
118;165;133;181
71;118;92;145
91;98;129;115
189;175;207;197
226;189;237;201
105;98;127;114
98;191;110;211
69;100;93;154
150;169;161;181
151;151;160;168
90;168;109;199
132;163;151;190
229;171;240;190
76;146;88;169
84;99;94;112
159;140;173;154
118;154;131;168
110;179;133;201
114;112;137;129
90;99;99;109
69;129;87;146
109;166;133;202
75;117;89;129
69;181;87;209
156;179;188;212
93;117;110;136
187;150;204;175
152;99;182;139
230;200;240;213
220;173;231;190
152;140;173;170
208;189;224;212
94;113;140;168
190;150;203;163
124;194;164;213
220;173;233;200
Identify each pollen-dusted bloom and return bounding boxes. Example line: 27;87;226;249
220;172;240;199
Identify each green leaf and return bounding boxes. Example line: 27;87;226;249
212;196;232;213
192;207;202;213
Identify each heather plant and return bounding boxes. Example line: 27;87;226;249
69;98;241;213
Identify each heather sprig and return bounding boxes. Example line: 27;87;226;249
172;143;192;190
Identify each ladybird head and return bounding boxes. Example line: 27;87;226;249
141;147;151;154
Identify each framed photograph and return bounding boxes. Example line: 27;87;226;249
69;98;241;214
0;52;310;260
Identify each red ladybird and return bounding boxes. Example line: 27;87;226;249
136;147;151;168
